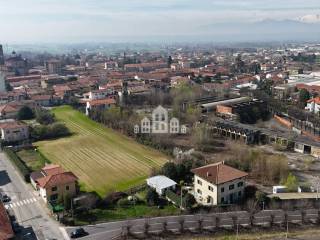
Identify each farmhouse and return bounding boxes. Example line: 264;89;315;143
0;104;19;119
147;175;177;195
30;164;78;203
85;98;116;116
0;120;29;142
192;162;248;205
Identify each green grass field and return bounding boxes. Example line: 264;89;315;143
35;106;168;197
16;149;47;171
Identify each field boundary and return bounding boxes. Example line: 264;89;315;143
3;147;31;182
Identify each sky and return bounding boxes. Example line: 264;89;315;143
0;0;320;43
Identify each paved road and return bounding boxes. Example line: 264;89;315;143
0;151;68;240
66;209;320;240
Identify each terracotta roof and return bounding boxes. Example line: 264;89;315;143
0;104;18;114
31;95;52;101
42;164;65;176
0;202;14;239
191;162;248;185
297;84;320;93
87;98;116;106
37;172;78;188
307;97;320;104
0;121;27;130
53;85;71;92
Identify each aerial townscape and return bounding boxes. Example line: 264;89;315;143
2;1;320;240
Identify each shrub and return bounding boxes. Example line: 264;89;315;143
184;193;196;209
17;106;34;120
117;198;132;208
146;188;159;206
31;123;70;141
35;108;55;125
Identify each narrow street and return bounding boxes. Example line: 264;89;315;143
0;151;68;239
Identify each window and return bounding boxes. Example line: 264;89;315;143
155;114;159;121
208;186;214;192
238;182;244;187
229;184;234;190
66;185;69;191
221;187;224;193
50;194;58;201
197;179;202;185
197;189;202;195
51;186;57;192
161;114;165;121
238;191;242;197
221;197;224;203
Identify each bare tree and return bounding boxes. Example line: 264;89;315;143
215;215;221;230
232;215;238;230
301;209;307;224
143;218;150;236
179;217;185;234
162;220;168;234
270;214;275;227
197;215;204;233
125;221;132;237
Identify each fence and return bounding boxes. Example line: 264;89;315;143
104;208;320;239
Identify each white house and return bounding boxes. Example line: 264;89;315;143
305;97;320;114
141;117;151;133
134;105;186;134
147;175;177;195
192;162;248;205
170;118;180;134
84;88;115;101
180;125;187;134
0;120;29;142
85;98;116;116
134;125;139;134
152;105;168;134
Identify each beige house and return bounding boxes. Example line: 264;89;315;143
192;162;248;205
0;120;29;142
30;164;78;203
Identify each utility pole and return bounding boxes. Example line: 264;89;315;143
71;198;74;220
285;218;289;239
236;223;239;240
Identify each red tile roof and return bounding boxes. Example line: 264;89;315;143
307;97;320;104
87;98;116;106
37;172;78;188
31;95;52;101
191;162;248;185
0;121;27;130
0;104;18;114
42;164;65;176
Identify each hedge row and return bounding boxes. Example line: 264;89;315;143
4;147;31;182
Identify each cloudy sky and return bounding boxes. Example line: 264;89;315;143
0;0;320;43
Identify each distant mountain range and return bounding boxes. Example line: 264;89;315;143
201;17;320;42
299;14;320;23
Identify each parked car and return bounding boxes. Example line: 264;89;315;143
1;194;10;203
70;228;88;238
